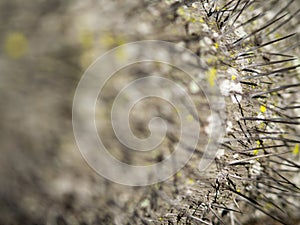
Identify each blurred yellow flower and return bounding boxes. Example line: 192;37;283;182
4;32;28;59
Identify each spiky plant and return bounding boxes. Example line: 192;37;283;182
1;1;299;225
123;1;300;224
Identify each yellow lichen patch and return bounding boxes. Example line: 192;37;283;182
264;203;273;210
214;42;219;49
293;143;299;155
186;114;194;122
260;105;267;113
207;57;216;64
176;6;185;16
186;178;195;185
189;17;196;23
115;48;127;62
253;149;259;155
99;33;115;48
176;6;192;21
198;18;204;23
117;36;126;45
207;68;217;87
4;32;28;59
259;122;265;129
275;33;281;39
256;140;262;147
254;140;262;155
99;33;126;48
79;29;94;49
231;75;237;80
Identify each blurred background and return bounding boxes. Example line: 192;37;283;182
1;0;195;224
0;0;160;224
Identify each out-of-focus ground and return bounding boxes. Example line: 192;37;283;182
0;1;191;224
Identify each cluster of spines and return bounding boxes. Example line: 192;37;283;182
206;0;299;224
159;0;300;224
125;1;300;224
